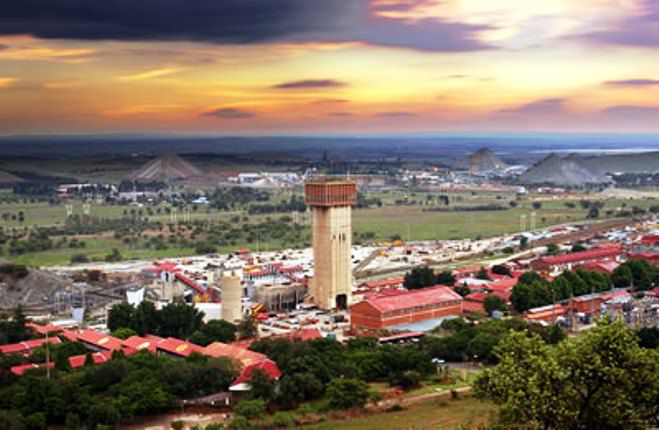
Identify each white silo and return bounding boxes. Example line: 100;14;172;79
221;272;243;323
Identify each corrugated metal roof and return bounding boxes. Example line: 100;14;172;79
358;286;462;313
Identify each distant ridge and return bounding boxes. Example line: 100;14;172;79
0;170;25;184
520;151;659;187
129;152;204;181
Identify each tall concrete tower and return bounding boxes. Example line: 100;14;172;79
305;178;356;310
220;272;243;323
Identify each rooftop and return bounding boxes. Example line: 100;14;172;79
357;285;462;313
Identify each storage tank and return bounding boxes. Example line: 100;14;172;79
221;272;243;323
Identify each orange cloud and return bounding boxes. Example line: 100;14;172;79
118;67;185;81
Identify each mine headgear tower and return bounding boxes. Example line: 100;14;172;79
304;178;356;310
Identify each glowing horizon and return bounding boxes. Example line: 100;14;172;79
1;0;658;134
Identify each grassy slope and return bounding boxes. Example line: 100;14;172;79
306;396;495;430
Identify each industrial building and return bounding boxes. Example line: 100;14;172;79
530;246;622;274
350;286;463;332
305;178;356;310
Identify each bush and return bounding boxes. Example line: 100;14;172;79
271;411;295;428
228;416;253;430
70;253;89;264
327;378;370;409
234;398;266;420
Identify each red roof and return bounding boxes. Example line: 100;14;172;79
122;335;162;352
465;292;487;303
580;259;620;274
11;362;54;376
231;359;281;386
483;278;517;292
357;286;462;313
640;235;659;244
534;246;621;266
156;337;204;357
274;328;322;342
203;342;269;368
77;330;123;351
61;329;79;342
235;248;252;254
279;265;303;273
362;277;405;289
462;301;485;313
0;337;61;355
26;323;63;335
68;351;113;368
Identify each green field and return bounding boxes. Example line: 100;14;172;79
1;192;655;267
306;395;495;430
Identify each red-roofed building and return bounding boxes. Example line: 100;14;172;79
68;351;114;368
570;290;631;315
350;286;463;331
203;341;281;390
0;337;61;355
122;335;163;353
524;304;566;323
360;277;405;291
11;362;54;376
26;323;63;336
579;259;620;275
462;300;485;314
77;330;123;352
156;337;204;358
530;246;622;274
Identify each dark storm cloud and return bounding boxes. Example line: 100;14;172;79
605;79;659;86
273;79;347;89
203;107;257;119
580;0;659;48
0;0;492;52
499;98;566;115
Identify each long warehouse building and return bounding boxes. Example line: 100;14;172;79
350;286;463;332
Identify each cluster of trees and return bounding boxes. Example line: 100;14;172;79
511;260;657;312
510;270;611;312
0;307;34;346
108;302;206;340
476;320;659;429
403;265;456;290
0;349;238;429
210;187;270;211
247;195;306;215
107;301;249;345
249;336;433;410
423;318;565;363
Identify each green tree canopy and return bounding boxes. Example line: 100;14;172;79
475;320;659;429
404;265;437;290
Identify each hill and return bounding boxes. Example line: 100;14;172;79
519;151;659;187
0;170;25;184
467;148;507;173
129;152;204;181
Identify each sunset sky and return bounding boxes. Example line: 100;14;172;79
1;0;659;134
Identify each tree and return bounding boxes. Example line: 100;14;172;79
475;320;659;429
532;202;542;210
107;302;134;332
237;316;257;339
571;243;587;252
326;378;370;409
112;327;137;340
475;267;491;280
483;295;508;315
453;284;471;297
104;248;123;262
70;253;89;264
622;260;655;291
611;264;633;288
519;236;529;250
404;265;437;290
435;270;456;286
158;303;204;339
546;243;559;255
491;265;512;277
587;207;600;218
194;320;237;346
